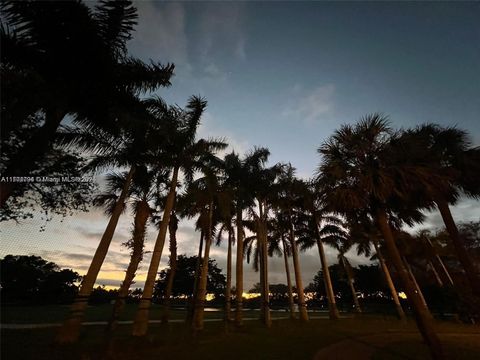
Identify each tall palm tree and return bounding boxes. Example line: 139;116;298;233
337;242;362;313
102;166;163;333
246;163;281;327
179;202;208;324
56;102;165;343
403;231;445;288
416;230;454;287
348;217;406;320
216;209;236;324
395;231;434;312
243;216;296;320
0;0;174;207
398;125;480;296
191;162;229;333
268;217;296;318
149;182;182;325
296;181;343;319
272;165;309;321
132;97;227;337
160;208;179;323
318;114;444;359
223;148;270;327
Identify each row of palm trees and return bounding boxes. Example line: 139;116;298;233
2;2;479;360
317;116;479;359
53;111;478;359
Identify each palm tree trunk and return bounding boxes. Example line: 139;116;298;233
373;240;406;320
436;198;480;296
317;238;340;319
403;256;431;315
258;201;271;327
259;233;265;321
437;256;455;286
313;215;339;319
288;213;309;321
426;238;454;286
132;166;179;337
0;108;66;207
56;165;135;343
192;201;214;332
235;207;244;327
161;211;178;323
376;208;444;360
187;230;204;324
225;229;232;323
341;256;362;313
106;200;150;333
262;227;271;327
429;261;444;287
281;236;296;319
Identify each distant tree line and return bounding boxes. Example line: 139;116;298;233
0;254;227;306
0;255;80;304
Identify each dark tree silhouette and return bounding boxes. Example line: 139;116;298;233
154;255;226;300
0;255;80;304
0;0;174;207
318;114;445;359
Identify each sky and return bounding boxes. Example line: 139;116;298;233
1;1;480;291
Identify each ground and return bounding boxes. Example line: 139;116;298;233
1;306;479;359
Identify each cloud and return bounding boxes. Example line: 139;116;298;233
127;1;247;87
197;111;250;155
129;1;189;69
283;84;336;124
407;196;480;234
234;37;247;61
195;3;247;64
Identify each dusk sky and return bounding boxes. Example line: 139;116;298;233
1;1;479;290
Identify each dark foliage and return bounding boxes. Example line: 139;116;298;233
0;255;80;304
154;254;226;301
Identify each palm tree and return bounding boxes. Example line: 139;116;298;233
318;114;444;359
268;217;296;319
296;181;343;319
132;97;227;337
246;163;281;327
337;242;362;313
56;103;164;343
0;0;174;207
223;148;270;327
398;125;480;296
191;162;229;333
243;216;296;320
179;199;208;324
403;231;445;288
145;176;182;325
348;217;406;320
102;167;163;333
160;208;179;323
395;231;434;313
244;216;294;321
216;209;236;324
272;165;309;321
416;230;454;287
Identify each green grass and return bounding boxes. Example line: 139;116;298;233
1;304;300;324
1;311;479;360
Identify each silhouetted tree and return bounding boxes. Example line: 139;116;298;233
154;255;226;300
318;114;444;359
0;255;79;304
0;0;174;207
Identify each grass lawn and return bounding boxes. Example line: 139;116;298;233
0;304;301;324
2;310;479;360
